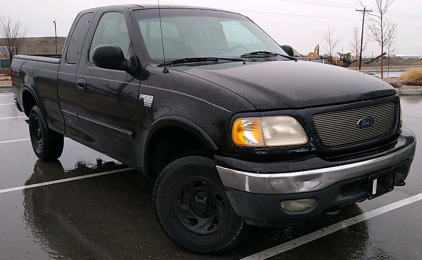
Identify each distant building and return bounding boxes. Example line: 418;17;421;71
0;59;10;69
0;46;13;68
395;55;422;59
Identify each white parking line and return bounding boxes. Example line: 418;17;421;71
241;193;422;260
0;116;26;120
0;168;134;194
0;103;15;106
0;138;30;144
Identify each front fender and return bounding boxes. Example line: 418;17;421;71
142;116;218;175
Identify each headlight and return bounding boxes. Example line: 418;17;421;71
232;116;308;147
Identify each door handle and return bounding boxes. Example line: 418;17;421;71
77;79;87;90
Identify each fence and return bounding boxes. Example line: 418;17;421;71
0;59;11;69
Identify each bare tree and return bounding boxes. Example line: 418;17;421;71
360;0;398;78
349;25;368;69
0;14;26;65
386;36;396;71
322;27;341;59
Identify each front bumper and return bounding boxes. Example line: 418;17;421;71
215;127;416;227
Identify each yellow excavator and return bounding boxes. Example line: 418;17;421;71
307;44;338;65
307;44;320;60
307;44;354;67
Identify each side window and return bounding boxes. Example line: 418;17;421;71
89;12;130;63
66;12;94;64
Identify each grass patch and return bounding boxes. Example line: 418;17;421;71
0;68;10;75
398;67;422;81
0;76;11;82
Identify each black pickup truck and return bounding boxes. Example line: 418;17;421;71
12;5;416;253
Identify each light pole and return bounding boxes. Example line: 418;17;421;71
356;7;372;70
53;20;57;54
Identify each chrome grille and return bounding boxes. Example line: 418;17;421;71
313;102;397;147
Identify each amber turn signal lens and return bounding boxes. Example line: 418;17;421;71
232;119;246;145
232;118;264;146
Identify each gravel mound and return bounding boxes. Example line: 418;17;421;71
382;78;422;89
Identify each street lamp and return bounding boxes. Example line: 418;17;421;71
53;20;57;54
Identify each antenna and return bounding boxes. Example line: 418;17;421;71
158;0;169;73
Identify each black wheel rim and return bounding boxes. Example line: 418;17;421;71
172;176;230;237
30;117;43;152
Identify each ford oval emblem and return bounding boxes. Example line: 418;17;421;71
357;117;374;129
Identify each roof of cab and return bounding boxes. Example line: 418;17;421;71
81;4;236;14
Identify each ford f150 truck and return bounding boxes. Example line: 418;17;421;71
12;5;416;253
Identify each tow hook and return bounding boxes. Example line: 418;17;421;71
396;180;406;186
325;207;340;215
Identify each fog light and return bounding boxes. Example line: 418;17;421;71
280;198;316;213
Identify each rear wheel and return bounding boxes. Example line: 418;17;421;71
153;156;247;254
29;106;64;160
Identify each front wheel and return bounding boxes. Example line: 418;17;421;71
153;156;247;254
29;106;64;160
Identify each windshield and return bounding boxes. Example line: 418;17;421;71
133;8;286;63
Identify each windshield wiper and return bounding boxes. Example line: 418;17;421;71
240;51;297;61
158;57;246;67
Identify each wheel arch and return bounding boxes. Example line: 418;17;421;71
21;84;46;119
143;116;218;178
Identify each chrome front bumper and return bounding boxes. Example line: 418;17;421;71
217;139;416;195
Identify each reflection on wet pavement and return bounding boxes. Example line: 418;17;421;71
242;205;369;260
20;159;231;259
22;159;161;259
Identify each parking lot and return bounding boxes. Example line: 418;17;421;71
1;91;421;260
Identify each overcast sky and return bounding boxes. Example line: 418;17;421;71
1;0;421;56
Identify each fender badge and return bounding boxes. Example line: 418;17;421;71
139;94;154;107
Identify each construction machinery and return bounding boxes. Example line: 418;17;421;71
307;44;320;59
364;52;387;64
306;44;357;67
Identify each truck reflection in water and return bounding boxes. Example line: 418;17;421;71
22;159;163;259
22;159;371;259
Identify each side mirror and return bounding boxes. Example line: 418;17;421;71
280;45;295;57
92;45;130;71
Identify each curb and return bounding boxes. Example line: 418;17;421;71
0;85;12;92
396;89;422;95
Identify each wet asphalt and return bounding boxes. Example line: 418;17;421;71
0;91;421;260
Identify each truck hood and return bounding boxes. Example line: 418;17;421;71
172;60;396;110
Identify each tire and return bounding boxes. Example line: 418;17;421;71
153;156;247;254
29;106;64;160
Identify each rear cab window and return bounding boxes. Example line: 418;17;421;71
65;12;94;64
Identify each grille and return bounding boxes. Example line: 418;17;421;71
313;102;397;147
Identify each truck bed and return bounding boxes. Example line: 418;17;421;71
11;54;63;134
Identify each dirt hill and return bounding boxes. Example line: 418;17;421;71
19;37;66;55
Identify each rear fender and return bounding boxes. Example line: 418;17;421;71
21;84;47;120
